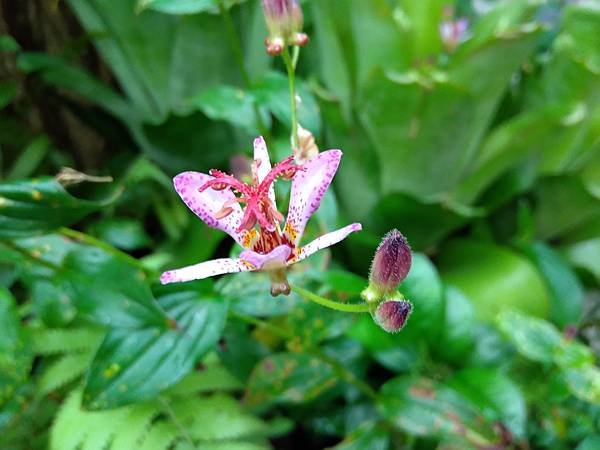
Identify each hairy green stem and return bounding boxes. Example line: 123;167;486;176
218;0;269;138
281;47;299;149
229;310;378;401
290;284;371;313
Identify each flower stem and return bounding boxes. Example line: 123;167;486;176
281;46;299;149
290;284;371;313
229;310;378;401
218;0;269;138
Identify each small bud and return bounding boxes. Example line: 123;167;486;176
261;0;306;54
373;299;413;333
294;124;319;163
364;229;411;301
55;167;113;187
439;7;469;52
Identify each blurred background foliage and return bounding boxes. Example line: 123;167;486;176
0;0;599;449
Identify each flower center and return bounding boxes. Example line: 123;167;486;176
199;156;303;254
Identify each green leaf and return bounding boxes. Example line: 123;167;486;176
6;136;49;181
563;366;600;404
563;237;600;282
252;71;321;135
439;239;549;321
0;80;18;110
436;285;476;364
31;328;104;355
446;367;527;438
496;310;561;363
83;284;228;409
0;287;32;405
521;242;584;327
189;85;266;135
397;253;444;341
379;376;498;444
576;434;600;450
137;0;218;15
331;422;390;450
38;352;93;396
0;35;20;52
0;177;112;238
90;218;152;251
61;246;167;329
245;353;337;407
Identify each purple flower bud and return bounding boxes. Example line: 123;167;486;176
373;299;413;333
367;229;412;299
262;0;307;55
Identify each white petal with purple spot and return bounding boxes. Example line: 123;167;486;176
292;223;362;263
240;244;292;270
173;171;245;246
253;136;276;206
160;258;252;284
284;150;342;245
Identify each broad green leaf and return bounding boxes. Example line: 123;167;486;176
90;218;152;251
252;71;321;135
286;300;353;346
38;352;94;396
358;26;539;200
398;252;444;340
521;242;584;327
189;85;266;135
61;246;167;329
447;367;527;438
245;353;337;406
379;376;499;444
563;366;600;404
563;237;600;282
439;239;549;321
0;287;31;405
331;422;390;450
496;310;561;363
0;178;112;238
577;434;600;450
83;284;228;409
436;285;475;364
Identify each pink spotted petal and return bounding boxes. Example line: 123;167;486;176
291;223;362;264
239;244;292;270
253;136;276;206
160;258;253;284
173;171;246;246
284;150;342;245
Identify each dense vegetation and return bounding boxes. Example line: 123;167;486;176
0;0;599;449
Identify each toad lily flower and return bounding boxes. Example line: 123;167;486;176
160;137;362;296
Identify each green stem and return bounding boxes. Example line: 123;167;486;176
218;0;269;138
59;227;158;278
0;239;62;272
281;47;299;148
229;310;378;401
290;284;371;313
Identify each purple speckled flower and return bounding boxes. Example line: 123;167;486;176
374;299;413;333
439;17;469;51
160;137;361;296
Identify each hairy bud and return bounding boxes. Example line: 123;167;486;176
373;298;413;333
262;0;308;55
362;230;411;304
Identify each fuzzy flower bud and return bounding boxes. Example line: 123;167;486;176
362;229;411;303
373;298;413;333
262;0;308;55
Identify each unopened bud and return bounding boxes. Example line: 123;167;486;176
373;299;413;333
261;0;306;54
294;124;319;163
362;229;411;302
440;7;468;52
55;167;113;187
